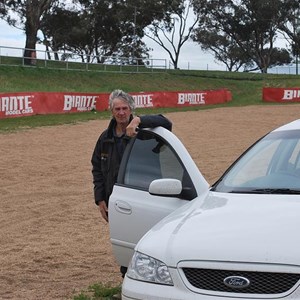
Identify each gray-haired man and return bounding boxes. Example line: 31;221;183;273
91;89;172;277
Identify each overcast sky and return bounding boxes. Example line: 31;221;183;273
0;19;225;71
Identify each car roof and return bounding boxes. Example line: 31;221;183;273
273;119;300;132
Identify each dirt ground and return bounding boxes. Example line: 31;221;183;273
1;104;300;300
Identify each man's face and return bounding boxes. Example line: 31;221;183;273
111;98;131;126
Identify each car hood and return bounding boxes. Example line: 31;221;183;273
137;192;300;267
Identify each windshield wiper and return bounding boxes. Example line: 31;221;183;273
248;188;300;194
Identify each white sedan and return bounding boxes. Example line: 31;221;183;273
108;119;300;300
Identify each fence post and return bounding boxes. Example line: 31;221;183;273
44;50;47;67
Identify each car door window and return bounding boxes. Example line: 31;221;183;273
120;130;196;198
289;140;300;169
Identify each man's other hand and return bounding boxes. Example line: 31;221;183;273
99;201;108;222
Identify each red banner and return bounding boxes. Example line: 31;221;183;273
131;89;231;109
263;87;300;103
0;89;231;119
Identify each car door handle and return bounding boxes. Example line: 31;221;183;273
114;200;132;215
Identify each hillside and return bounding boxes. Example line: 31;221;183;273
1;65;300;107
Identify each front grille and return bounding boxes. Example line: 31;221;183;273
183;268;300;294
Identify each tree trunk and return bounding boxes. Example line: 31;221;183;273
23;0;54;65
24;24;38;65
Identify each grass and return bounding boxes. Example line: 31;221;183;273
72;283;121;300
1;65;300;133
0;110;110;133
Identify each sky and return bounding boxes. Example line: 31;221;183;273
1;18;296;74
0;19;226;71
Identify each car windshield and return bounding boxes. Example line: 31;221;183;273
212;129;300;194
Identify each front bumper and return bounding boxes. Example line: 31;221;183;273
122;263;300;300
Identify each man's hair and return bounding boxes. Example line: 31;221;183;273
109;89;135;111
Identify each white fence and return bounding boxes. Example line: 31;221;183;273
0;45;168;72
268;64;299;75
1;45;299;74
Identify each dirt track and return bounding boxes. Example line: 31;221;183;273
1;104;300;300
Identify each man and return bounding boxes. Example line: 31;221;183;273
91;89;172;276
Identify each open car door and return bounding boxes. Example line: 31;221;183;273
109;127;209;267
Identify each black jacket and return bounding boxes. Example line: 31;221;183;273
91;114;172;205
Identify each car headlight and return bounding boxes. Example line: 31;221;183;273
127;251;174;285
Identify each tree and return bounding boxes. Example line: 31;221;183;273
40;0;182;65
0;1;6;15
2;0;56;65
1;0;192;66
145;0;198;69
192;29;250;71
278;1;300;42
95;0;182;64
40;1;127;62
40;3;103;62
74;0;128;62
192;0;293;73
268;48;292;68
277;1;300;73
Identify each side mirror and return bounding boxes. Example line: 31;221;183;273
149;178;182;196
